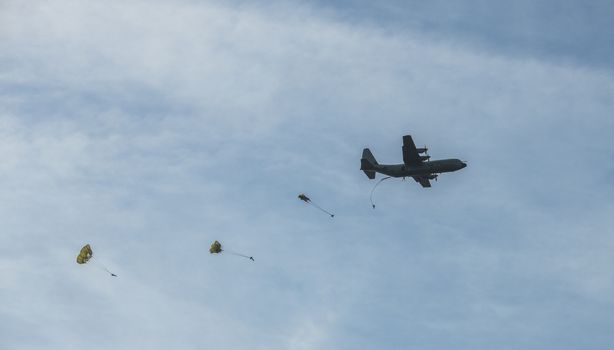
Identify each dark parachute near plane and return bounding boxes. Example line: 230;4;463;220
297;193;334;218
210;240;254;261
75;244;117;277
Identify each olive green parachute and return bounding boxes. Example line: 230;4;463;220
209;240;254;261
297;193;334;218
209;240;222;254
76;244;93;264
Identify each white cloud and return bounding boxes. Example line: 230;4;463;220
1;0;613;349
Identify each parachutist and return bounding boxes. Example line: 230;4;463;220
369;176;392;209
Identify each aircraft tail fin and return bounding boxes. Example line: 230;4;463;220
361;148;377;179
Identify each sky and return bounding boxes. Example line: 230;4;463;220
1;1;613;349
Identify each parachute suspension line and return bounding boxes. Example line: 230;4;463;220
370;176;392;209
90;257;117;277
100;266;117;277
224;250;255;261
298;194;334;218
308;201;335;218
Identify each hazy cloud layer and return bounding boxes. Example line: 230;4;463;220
1;1;613;349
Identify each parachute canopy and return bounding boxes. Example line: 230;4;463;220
209;240;222;254
76;244;93;264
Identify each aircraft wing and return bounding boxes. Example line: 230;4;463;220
412;175;432;188
402;135;422;166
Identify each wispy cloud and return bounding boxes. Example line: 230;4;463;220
1;1;613;349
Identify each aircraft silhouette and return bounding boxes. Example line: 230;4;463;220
361;135;466;187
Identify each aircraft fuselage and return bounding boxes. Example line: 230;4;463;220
372;159;466;177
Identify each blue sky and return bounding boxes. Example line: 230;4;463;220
1;1;613;349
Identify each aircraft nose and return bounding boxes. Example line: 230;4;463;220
461;161;467;168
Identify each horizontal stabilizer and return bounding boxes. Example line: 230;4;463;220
362;170;376;179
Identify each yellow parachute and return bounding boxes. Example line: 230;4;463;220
209;240;222;254
76;244;93;264
75;244;117;276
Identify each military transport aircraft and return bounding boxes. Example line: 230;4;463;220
360;135;466;188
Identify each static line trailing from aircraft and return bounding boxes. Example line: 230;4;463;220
361;135;466;188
